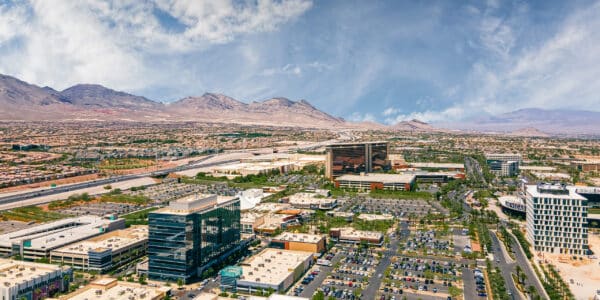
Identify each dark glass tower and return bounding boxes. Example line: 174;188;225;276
148;195;240;283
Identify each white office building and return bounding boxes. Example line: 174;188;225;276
525;183;589;255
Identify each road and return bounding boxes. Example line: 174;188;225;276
490;231;524;300
361;223;404;299
298;251;344;298
0;156;239;208
506;231;548;299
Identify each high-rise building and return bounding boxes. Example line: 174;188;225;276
325;141;389;179
525;183;588;255
148;194;241;283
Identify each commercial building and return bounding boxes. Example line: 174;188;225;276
236;248;313;293
50;226;148;273
408;162;465;171
60;278;170;300
0;216;125;260
525;183;589;255
356;213;394;221
485;153;522;176
270;233;326;253
329;228;384;245
148;194;241;283
334;173;416;191
286;192;337;210
325;142;389;179
0;258;72;300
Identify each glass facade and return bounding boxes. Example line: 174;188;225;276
148;199;240;283
327;142;389;178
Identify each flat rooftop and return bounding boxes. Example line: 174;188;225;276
153;194;237;215
526;184;587;200
326;141;387;147
64;278;170;300
272;232;324;244
335;173;416;183
331;227;383;240
51;226;147;255
0;216;121;250
409;162;464;169
239;248;312;286
0;259;67;287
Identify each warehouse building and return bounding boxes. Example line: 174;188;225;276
236;249;313;293
60;278;170;300
50;226;148;273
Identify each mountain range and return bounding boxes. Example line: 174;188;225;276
0;73;598;135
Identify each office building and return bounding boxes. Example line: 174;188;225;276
485;153;522;177
236;249;313;293
50;226;148;273
0;258;72;300
334;173;416;191
0;216;125;260
270;233;326;253
525;183;589;255
325;141;389;179
60;278;170;300
148;194;241;283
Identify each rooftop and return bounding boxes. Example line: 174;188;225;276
526;184;587;200
272;232;324;244
62;278;170;300
0;216;122;250
409;162;464;169
335;173;416;183
0;259;68;287
153;194;237;215
51;226;147;255
239;249;312;286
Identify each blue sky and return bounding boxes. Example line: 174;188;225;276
1;0;599;124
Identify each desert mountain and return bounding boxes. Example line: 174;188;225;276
0;74;349;128
391;119;439;132
509;127;550;137
442;108;600;136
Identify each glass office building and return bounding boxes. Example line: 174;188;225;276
325;142;389;179
148;195;240;283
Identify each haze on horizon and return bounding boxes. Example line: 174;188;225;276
1;0;599;124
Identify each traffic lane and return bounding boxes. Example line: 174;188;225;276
298;249;344;297
490;231;523;300
462;267;479;300
362;237;399;299
507;232;546;298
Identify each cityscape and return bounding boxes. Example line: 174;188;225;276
0;1;600;300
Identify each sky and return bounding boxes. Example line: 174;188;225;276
1;0;599;124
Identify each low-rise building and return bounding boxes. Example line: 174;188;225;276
237;249;313;292
485;153;522;176
59;278;170;300
270;233;326;253
329;228;384;245
50;226;148;273
409;162;465;171
0;258;72;300
356;213;394;221
286;193;337;210
334;173;416;191
0;216;125;260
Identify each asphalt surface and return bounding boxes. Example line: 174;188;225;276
298;251;344;297
490;231;523;300
0;156;238;205
506;231;548;299
361;223;405;299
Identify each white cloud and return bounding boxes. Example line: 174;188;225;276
0;0;312;92
382;107;401;116
347;112;376;123
384;107;465;124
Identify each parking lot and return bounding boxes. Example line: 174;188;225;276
58;202;144;216
377;255;462;300
347;198;441;218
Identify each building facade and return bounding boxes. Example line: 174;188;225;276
270;233;326;253
525;183;589;255
485;153;522;177
148;194;241;283
325;142;389;179
334;173;415;191
0;259;72;300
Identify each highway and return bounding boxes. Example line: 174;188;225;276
0;155;238;207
